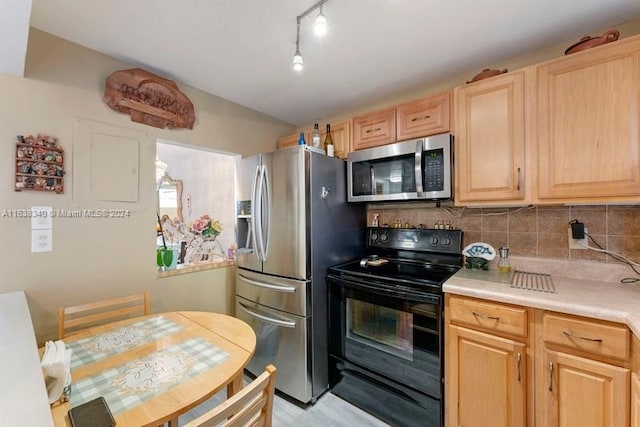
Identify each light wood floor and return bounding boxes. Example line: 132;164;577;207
179;375;391;426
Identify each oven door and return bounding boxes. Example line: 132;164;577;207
328;274;442;398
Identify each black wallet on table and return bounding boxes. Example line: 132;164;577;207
68;396;116;427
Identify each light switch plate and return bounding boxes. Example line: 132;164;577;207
31;229;52;252
567;227;588;250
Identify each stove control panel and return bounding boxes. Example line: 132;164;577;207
368;227;463;254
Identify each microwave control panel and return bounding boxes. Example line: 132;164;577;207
424;148;444;192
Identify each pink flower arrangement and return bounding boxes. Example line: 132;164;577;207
189;214;222;238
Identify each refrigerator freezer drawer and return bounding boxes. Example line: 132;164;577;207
235;296;312;403
236;269;310;317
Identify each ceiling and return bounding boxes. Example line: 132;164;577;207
29;0;640;126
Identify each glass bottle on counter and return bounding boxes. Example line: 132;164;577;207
324;124;334;157
298;132;306;146
498;246;511;272
311;123;321;149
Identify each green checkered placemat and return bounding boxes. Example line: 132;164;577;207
69;337;230;416
67;316;183;369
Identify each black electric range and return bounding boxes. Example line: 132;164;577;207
327;227;463;427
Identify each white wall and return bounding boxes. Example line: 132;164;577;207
0;29;294;343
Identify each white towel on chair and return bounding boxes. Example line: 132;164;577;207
41;340;72;404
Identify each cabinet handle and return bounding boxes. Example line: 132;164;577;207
410;115;431;122
548;361;554;392
472;311;500;321
516;353;522;382
365;127;382;133
562;330;603;342
516;167;521;191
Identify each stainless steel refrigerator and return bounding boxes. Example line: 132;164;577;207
234;145;364;403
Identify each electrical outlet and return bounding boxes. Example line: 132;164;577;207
568;227;588;249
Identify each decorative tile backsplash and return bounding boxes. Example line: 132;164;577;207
367;204;640;264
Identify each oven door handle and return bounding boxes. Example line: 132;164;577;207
238;302;296;328
328;275;441;305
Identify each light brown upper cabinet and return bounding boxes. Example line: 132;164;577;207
352;107;397;150
352;91;452;151
396;91;451;141
534;36;640;204
454;71;527;206
277;132;302;150
277;121;351;159
319;120;351;160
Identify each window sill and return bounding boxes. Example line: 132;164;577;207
157;259;235;278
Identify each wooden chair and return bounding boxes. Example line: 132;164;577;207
184;365;277;427
58;292;150;339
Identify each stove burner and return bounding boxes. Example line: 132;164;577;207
359;254;379;267
331;227;464;295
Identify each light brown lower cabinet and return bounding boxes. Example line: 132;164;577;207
632;373;640;427
541;349;629;427
447;324;527;427
446;294;635;427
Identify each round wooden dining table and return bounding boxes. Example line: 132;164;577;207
49;311;256;427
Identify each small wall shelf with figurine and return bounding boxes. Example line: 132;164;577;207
14;134;65;194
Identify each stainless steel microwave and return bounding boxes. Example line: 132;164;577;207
347;133;453;202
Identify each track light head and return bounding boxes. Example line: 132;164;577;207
293;50;304;71
314;9;327;36
293;0;329;70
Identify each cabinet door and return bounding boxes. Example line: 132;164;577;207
446;325;527;427
320;120;351;159
454;71;526;205
352;108;396;150
633;374;640;427
396;91;451;141
277;133;300;150
535;39;640;203
542;349;630;427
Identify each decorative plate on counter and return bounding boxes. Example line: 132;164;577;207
462;242;496;260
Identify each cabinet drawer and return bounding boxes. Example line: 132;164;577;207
396;91;450;141
449;296;527;338
543;312;630;360
352;108;396;150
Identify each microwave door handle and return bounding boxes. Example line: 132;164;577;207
415;139;424;196
369;165;376;195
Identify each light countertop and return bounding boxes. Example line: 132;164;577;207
444;266;640;337
0;291;54;426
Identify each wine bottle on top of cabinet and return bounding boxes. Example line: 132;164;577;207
311;123;321;149
324;124;334;157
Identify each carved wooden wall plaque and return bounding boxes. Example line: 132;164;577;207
104;68;195;129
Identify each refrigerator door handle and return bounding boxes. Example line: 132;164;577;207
261;164;271;261
255;164;266;261
238;274;297;293
237;301;296;328
415;138;424;196
250;164;261;259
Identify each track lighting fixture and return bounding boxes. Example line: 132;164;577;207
314;6;328;36
292;0;329;71
293;19;304;71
